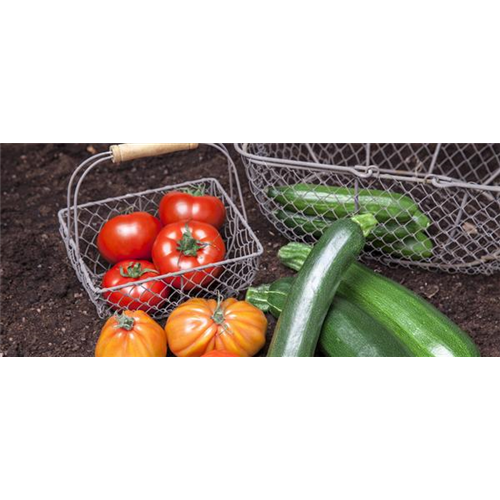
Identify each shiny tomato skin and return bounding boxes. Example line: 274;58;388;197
97;212;162;264
165;298;267;357
159;191;226;229
202;350;240;357
152;221;226;291
96;310;167;357
102;260;169;312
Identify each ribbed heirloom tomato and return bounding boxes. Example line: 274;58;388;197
97;212;162;264
102;260;169;312
159;190;226;229
202;350;240;357
165;298;267;357
96;311;167;357
152;221;226;291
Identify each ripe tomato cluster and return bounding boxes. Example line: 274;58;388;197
97;190;227;312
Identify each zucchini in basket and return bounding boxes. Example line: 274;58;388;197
275;209;433;260
268;183;427;224
275;209;429;242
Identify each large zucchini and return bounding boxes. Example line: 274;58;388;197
267;214;377;357
268;184;425;223
246;277;412;357
278;243;479;357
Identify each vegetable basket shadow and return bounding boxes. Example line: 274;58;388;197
58;144;263;320
236;143;500;275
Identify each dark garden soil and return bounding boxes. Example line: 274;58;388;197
1;144;499;357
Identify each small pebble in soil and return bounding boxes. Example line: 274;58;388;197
423;284;440;299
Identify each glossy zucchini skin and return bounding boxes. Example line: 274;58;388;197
278;243;480;357
246;278;412;357
275;210;433;261
268;184;423;223
267;219;371;357
321;297;412;356
275;210;429;243
254;277;296;318
371;231;434;261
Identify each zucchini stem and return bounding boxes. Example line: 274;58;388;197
351;213;378;237
245;284;271;312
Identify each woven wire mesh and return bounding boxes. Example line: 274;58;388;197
238;143;500;275
59;152;263;320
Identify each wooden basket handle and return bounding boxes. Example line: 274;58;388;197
110;143;199;163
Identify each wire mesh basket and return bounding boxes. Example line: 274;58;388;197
59;143;263;320
236;143;500;275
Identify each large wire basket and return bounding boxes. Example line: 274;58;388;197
236;143;500;275
59;143;263;320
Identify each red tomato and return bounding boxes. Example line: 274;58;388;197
152;221;226;291
159;190;226;229
202;350;240;357
102;260;169;312
97;212;162;264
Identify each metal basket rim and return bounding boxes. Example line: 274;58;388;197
234;143;500;194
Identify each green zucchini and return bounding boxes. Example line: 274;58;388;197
275;210;433;260
371;231;434;261
246;277;294;317
278;243;480;357
246;278;412;357
268;184;425;223
275;209;430;243
267;214;377;357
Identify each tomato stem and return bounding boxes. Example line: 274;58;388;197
119;262;158;279
182;186;206;197
115;314;135;331
211;293;226;324
177;224;206;257
123;206;136;215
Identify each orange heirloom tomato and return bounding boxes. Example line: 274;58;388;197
202;350;240;357
165;298;267;357
96;311;167;357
